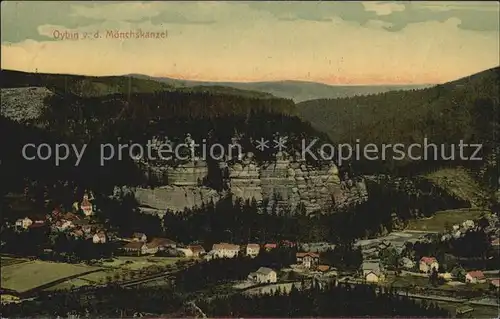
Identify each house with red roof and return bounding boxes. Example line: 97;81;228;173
80;193;94;217
419;257;439;273
465;270;486;284
489;278;500;291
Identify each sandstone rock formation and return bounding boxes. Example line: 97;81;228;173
114;185;220;217
228;151;349;214
132;139;367;215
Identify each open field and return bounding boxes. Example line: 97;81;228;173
1;259;101;293
1;256;30;267
423;168;490;207
406;208;487;232
385;274;430;288
433;300;499;318
101;256;187;270
46;256;189;290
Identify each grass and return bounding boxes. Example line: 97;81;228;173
406;208;488;232
385;274;430;288
433;301;498;318
101;256;186;270
423;168;490;207
44;256;188;291
1;259;101;293
1;256;30;267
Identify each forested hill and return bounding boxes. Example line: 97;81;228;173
296;67;500;176
1;72;331;194
0;69;274;99
130;73;430;102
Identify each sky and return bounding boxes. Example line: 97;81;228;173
1;1;499;85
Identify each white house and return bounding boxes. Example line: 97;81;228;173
462;220;475;229
296;252;320;269
246;244;260;258
211;243;240;258
465;271;486;284
92;232;106;244
248;267;277;284
419;257;439;273
15;217;33;229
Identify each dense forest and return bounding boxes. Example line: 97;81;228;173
0;281;450;318
198;283;450;318
97;183;469;247
0;69;273;99
1;71;335;197
297;66;499;180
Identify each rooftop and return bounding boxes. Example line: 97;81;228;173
256;267;275;275
467;270;485;279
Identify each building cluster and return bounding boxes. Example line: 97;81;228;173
12;192;108;243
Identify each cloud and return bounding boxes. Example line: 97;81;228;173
1;1;498;45
71;2;161;22
243;1;499;32
1;1;101;43
362;2;406;16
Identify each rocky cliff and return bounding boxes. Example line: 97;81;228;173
133;151;368;214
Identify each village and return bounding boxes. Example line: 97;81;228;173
2;189;499;318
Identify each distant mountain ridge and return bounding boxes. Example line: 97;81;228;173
0;69;274;99
128;74;432;102
1;69;431;102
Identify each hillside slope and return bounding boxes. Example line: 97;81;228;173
0;70;274;99
296;66;500;176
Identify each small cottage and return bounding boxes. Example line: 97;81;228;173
248;267;277;284
80;193;94;217
296;252;320;269
465;270;486;284
419;257;439;273
362;261;385;283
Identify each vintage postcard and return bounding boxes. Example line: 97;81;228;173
1;1;499;318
